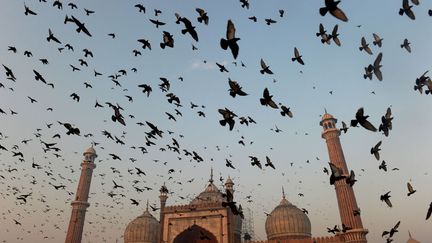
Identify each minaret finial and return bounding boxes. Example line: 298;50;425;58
209;167;214;184
282;186;286;199
146;200;149;212
324;107;328;114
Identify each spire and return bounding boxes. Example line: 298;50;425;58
282;186;286;199
209;167;214;184
146;200;149;212
324;107;328;114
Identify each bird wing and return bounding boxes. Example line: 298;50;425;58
294;47;300;58
374;53;383;67
260;58;266;69
226;20;236;39
385;198;392;207
407;182;414;192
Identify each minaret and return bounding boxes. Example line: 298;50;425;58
225;175;234;195
65;147;97;243
320;112;368;243
159;182;168;243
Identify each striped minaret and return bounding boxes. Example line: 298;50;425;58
65;147;97;243
320;112;368;243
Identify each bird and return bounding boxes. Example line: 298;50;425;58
329;162;346;185
279;9;285;18
380;191;392;207
70;93;80;102
379;160;388;172
249;156;262;169
340;121;348;133
260;88;278;109
345;170;357;187
218;108;237;131
195;8;209;25
319;0;348;22
240;0;250;9
84;8;95;16
370;52;383;81
109;153;121;161
407;182;416;196
66;15;92;37
265;18;277;25
291;47;305;65
329;24;341;46
372;33;383;47
264;156;275;169
350;107;377;132
220;20;240;59
178;16;198;42
260;59;273;74
379;107;393;137
399;0;416;20
138;84;152;97
401;38;411;53
426;202;432;220
149;19;166;28
280;106;293;118
249;16;257;22
24;4;37;16
60;122;80;136
160;31;174;49
47;29;61;44
228;79;248;97
216;63;229;72
382;221;400;238
359;37;373;55
370;141;382;160
137;39;151;50
134;4;146;13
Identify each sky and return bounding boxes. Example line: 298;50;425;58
0;0;432;242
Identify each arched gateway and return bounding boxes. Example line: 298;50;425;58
173;225;218;243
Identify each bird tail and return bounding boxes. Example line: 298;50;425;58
260;70;265;74
112;115;117;122
197;17;203;23
220;38;228;50
400;44;404;48
160;43;165;49
426;90;431;95
359;47;363;51
291;57;296;62
259;98;266;106
229;91;236;98
350;120;358;127
219;120;226;126
181;29;188;35
399;9;404;16
319;7;328;17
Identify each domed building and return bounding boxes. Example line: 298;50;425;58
122;113;371;243
124;202;160;243
265;189;311;240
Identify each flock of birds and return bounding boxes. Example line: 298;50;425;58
0;0;432;242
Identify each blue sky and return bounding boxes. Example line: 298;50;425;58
0;0;431;242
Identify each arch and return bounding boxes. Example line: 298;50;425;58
173;224;218;243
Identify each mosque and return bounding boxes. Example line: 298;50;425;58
64;113;421;243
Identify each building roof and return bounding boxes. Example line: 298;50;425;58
265;189;311;240
124;203;160;243
190;169;225;205
83;146;96;155
407;231;420;243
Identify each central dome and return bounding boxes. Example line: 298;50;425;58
265;194;311;240
124;204;160;243
190;181;224;205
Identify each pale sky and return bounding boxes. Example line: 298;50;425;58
0;0;431;242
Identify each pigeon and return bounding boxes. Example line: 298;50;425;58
427;202;432;220
407;182;416;196
264;156;275;169
345;170;357;187
220;20;240;59
196;8;209;25
160;31;174;49
24;4;37;16
149;19;166;28
382;221;400;238
291;47;305;65
370;141;382;160
260;88;278;109
280;106;293;118
379;160;388;172
401;38;411;53
379;107;393;136
317;23;331;44
218;108;237;131
370;52;383;81
340;121;348;133
372;33;383;47
380;191;392;207
47;29;61;44
319;0;348;22
399;0;415;20
350;107;377;132
228;79;248;97
329;24;341;46
260;59;273;74
178;16;198;42
359;37;373;55
329;162;346;185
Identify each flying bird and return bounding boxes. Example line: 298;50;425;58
220;20;240;59
291;47;305;65
350;107;377;132
370;141;382;160
407;182;416;196
260;88;278;109
319;0;348;22
399;0;416;20
380;191;392;208
359;37;372;55
228;79;248;97
260;59;273;74
160;31;174;49
195;8;209;25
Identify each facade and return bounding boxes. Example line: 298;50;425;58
65;147;97;243
124;112;373;243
